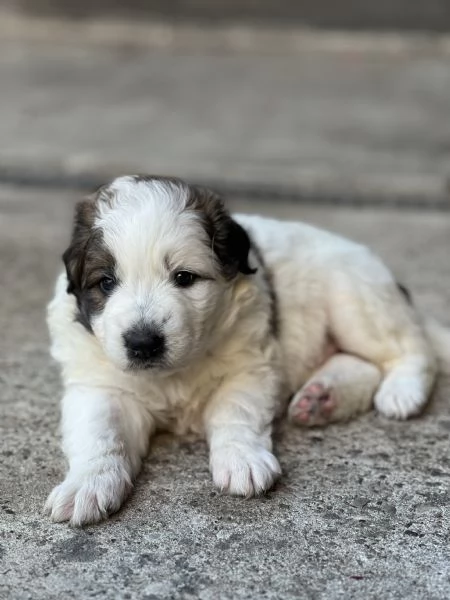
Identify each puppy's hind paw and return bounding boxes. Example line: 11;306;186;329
289;382;337;427
375;375;428;419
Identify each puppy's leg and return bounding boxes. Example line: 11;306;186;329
328;262;437;419
44;386;154;526
204;368;281;497
288;354;381;426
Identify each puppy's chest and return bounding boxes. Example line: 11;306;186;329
138;369;223;435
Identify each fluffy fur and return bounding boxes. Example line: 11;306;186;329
44;175;450;526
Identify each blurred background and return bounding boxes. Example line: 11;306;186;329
1;0;450;206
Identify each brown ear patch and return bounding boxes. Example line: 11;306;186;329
63;193;116;332
63;197;99;294
186;185;256;279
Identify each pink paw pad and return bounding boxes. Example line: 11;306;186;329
289;382;338;426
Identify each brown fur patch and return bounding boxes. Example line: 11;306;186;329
186;184;256;279
63;191;116;332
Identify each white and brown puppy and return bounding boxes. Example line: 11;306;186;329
45;175;450;526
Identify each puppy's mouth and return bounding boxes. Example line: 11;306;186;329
126;356;167;371
125;352;193;376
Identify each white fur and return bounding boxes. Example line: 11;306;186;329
45;176;448;526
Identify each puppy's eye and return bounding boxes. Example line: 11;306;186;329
99;277;116;294
174;271;198;288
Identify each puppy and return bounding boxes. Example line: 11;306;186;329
45;175;450;526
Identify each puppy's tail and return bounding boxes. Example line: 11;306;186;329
424;317;450;375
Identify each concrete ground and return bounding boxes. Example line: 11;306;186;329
1;21;450;600
1;186;449;600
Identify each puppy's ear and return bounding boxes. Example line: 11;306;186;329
63;196;98;295
188;186;256;279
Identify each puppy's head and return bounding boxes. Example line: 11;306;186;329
63;175;255;372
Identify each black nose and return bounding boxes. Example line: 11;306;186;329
123;326;165;362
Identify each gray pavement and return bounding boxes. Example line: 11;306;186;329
1;34;450;205
1;185;450;599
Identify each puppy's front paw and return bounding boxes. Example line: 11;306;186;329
44;458;132;526
210;443;281;497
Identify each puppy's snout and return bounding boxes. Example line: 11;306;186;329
124;326;165;362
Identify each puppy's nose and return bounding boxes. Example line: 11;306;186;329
123;326;165;361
